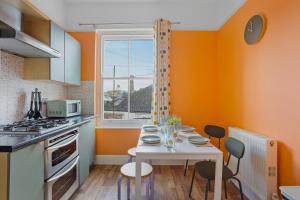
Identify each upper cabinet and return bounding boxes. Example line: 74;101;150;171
50;21;65;82
65;33;81;86
23;21;81;85
3;0;82;85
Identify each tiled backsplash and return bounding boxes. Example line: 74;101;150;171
67;81;94;115
0;51;67;124
0;51;95;124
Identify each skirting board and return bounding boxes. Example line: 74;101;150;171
94;155;200;165
230;180;264;200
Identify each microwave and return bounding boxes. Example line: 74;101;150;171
47;100;81;117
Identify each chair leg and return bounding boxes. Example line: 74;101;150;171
208;180;211;191
232;177;244;200
145;178;149;199
150;174;154;200
223;179;227;199
189;168;196;197
184;160;189;176
205;180;209;200
127;178;130;200
117;175;122;200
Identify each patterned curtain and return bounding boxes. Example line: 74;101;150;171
151;19;171;124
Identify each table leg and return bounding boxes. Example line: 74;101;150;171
214;154;223;200
135;156;142;200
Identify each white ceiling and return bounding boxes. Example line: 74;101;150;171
31;0;246;31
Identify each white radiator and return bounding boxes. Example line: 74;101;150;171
228;127;277;200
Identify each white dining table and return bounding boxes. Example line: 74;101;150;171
135;128;223;200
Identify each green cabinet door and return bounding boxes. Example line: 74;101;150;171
89;119;96;166
65;33;81;85
50;21;65;82
9;143;44;200
79;122;90;185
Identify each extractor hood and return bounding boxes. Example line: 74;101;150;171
0;1;61;58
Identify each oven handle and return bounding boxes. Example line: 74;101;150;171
46;156;79;183
47;131;79;152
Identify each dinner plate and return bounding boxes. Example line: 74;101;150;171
141;135;161;144
178;125;195;133
143;125;159;132
188;136;210;145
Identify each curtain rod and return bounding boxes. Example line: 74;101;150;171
78;21;181;26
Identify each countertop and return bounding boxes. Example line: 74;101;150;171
0;115;98;152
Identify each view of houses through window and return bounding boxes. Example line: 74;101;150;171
101;35;155;120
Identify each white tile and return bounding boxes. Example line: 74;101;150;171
67;81;94;115
0;51;67;124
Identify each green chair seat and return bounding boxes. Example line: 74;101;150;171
194;161;234;180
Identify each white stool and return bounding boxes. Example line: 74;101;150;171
117;162;154;200
127;147;136;162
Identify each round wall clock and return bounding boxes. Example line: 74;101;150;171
244;15;266;45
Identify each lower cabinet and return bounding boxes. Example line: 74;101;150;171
89;119;96;166
9;143;44;200
79;123;90;185
0;120;95;200
79;119;96;185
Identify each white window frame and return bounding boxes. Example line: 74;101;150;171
99;33;155;128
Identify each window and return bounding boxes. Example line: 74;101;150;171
100;34;155;127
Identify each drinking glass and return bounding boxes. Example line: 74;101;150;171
165;125;176;151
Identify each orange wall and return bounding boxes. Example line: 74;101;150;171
96;129;140;155
217;0;300;185
170;31;221;145
95;31;219;155
68;32;96;81
94;33;101;117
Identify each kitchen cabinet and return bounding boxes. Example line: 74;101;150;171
79;122;90;185
24;21;64;81
89;119;96;166
50;21;65;82
65;32;81;85
79;119;96;185
0;143;45;200
23;21;81;85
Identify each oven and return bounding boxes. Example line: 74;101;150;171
45;156;79;200
45;128;79;179
45;128;80;200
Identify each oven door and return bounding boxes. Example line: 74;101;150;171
45;129;79;179
45;156;79;200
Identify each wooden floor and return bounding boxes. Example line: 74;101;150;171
73;165;246;200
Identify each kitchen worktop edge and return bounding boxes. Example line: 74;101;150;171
0;115;99;152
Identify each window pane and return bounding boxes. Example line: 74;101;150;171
130;39;154;77
129;79;153;119
103;40;128;77
102;65;129;78
103;79;128;119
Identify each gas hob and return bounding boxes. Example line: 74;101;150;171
0;119;73;135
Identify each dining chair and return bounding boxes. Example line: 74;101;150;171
189;137;245;200
184;125;225;176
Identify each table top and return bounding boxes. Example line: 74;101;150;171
135;128;222;156
280;186;300;200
